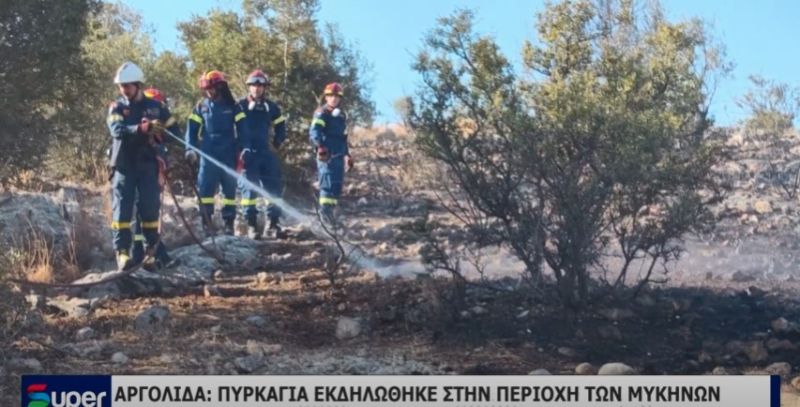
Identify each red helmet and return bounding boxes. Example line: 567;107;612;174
246;69;270;86
143;87;165;103
199;70;226;90
323;82;344;97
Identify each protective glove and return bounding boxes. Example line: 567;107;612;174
185;150;199;164
317;146;329;162
345;154;354;172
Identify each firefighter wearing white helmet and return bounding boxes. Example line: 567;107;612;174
106;62;179;271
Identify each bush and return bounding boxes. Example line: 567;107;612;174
407;1;729;307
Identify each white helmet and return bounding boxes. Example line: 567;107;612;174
114;62;144;84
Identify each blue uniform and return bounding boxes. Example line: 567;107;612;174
309;105;349;207
237;97;287;223
106;95;177;253
186;98;248;222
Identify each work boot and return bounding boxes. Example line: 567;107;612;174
116;250;132;270
247;217;261;240
224;218;235;236
143;244;179;272
130;240;145;265
265;217;288;239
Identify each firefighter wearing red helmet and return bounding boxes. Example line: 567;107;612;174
309;82;353;226
185;70;251;235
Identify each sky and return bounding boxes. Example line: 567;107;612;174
125;0;800;125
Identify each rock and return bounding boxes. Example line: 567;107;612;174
134;305;170;334
765;362;792;376
791;377;800;391
744;341;769;363
75;327;96;341
371;224;396;241
46;296;91;318
557;347;578;358
754;200;772;214
712;366;729;375
575;363;597;375
598;362;635;375
246;315;267;328
10;358;42;372
528;369;551;375
771;317;791;332
598;308;634;321
213;270;224;280
598;325;623;340
244;340;281;357
745;286;767;297
766;338;796;351
516;310;530;319
203;284;220;298
111;352;129;365
730;270;756;282
357;197;368;206
336;317;362;340
234;355;264;373
256;272;269;285
470;305;487;316
25;294;46;310
698;352;713;364
635;294;656;307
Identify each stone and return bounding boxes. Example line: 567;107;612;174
791;377;800;391
75;327;96;341
10;358;42;372
47;296;91;318
557;347;578;358
256;272;269;285
336;317;362;340
771;317;791;332
246;315;267;328
234;355;264;373
213;270;224;280
575;363;597;375
730;270;756;283
744;341;769;363
111;352;129;365
766;338;796;351
203;284;220;298
528;369;551;375
712;366;729;375
134;305;170;334
598;363;635;375
765;362;792;376
470;306;487;316
25;294;46;310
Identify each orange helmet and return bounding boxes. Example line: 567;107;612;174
246;69;270;86
143;87;165;103
199;70;227;90
323;82;344;97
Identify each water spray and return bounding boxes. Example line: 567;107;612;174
161;128;388;273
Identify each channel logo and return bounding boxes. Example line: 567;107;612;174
26;384;49;407
21;376;111;407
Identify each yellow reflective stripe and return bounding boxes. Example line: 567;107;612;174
319;197;338;205
223;198;237;206
107;114;123;124
200;197;216;204
111;221;131;230
235;112;246;122
189;113;203;124
272;115;286;125
133;234;145;242
240;199;258;206
312;118;326;127
141;221;160;229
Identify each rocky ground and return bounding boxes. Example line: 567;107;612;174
3;126;800;405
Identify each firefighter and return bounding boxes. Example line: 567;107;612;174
309;82;353;226
237;69;288;239
106;62;178;270
185;70;249;235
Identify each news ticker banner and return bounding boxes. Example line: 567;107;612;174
22;374;780;407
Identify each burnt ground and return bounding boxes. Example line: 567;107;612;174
4;127;800;405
